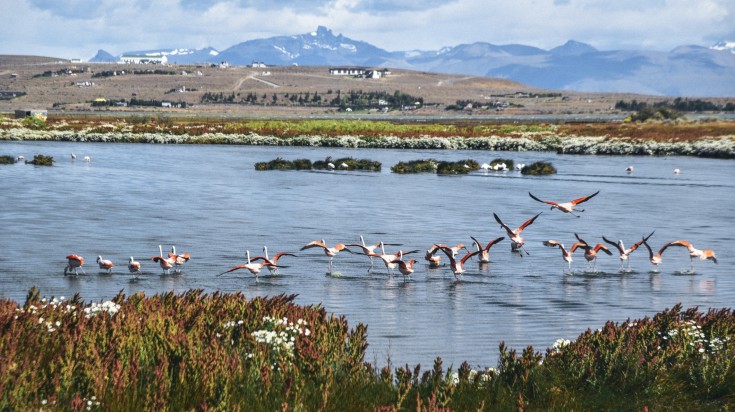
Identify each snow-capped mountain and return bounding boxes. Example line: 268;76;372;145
101;28;735;97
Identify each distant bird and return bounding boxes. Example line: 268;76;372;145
626;165;634;173
300;240;348;273
71;153;77;161
96;255;114;274
83;156;91;163
391;257;417;279
127;257;142;278
528;191;599;217
16;155;24;161
673;168;680;175
480;163;491;172
543;240;585;271
493;212;542;254
64;254;85;275
168;246;190;273
602;231;655;271
437;246;481;279
340;162;349;168
574;234;613;270
470;236;505;264
260;245;296;274
218;250;276;280
327;162;335;170
641;240;678;271
515;163;525;171
667;240;717;270
152;245;175;275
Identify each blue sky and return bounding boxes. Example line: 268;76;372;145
2;0;734;59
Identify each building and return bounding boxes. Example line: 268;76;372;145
15;109;48;120
119;54;168;64
328;67;391;78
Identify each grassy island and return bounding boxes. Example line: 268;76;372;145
1;289;733;410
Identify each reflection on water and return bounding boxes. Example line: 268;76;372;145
1;140;733;368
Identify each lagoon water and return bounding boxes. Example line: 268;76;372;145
1;140;733;369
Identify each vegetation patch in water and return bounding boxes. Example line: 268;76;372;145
26;154;54;166
254;157;312;171
390;159;438;174
312;157;381;171
490;158;514;170
0;155;16;164
521;161;556;175
1;290;733;410
437;159;480;174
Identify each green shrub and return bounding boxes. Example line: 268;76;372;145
313;157;381;171
21;116;46;129
437;159;479;174
391;159;438;174
0;155;16;164
521;161;556;175
27;154;54;166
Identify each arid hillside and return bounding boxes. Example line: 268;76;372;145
0;56;672;118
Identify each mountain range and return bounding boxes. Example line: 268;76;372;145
90;26;735;97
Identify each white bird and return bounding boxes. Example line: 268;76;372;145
300;240;348;273
128;257;142;278
83;156;91;162
673;168;680;174
71;153;77;161
327;162;335;170
340;162;349;168
17;155;25;161
480;163;491;172
625;165;634;173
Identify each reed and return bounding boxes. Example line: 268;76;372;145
1;290;733;410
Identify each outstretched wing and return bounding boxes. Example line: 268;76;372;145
518;212;542;232
571;191;600;205
300;240;326;251
218;265;248;276
484;236;505;251
459;250;481;265
529;192;558;206
602;236;624;254
493;213;515;236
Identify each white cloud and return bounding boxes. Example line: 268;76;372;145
1;0;733;59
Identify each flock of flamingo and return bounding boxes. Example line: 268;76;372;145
63;190;717;281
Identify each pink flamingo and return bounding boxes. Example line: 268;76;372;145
602;231;655;271
493;212;542;254
470;236;505;264
96;255;114;274
64;254;85;275
529;191;599;217
437;245;481;280
543;240;585;272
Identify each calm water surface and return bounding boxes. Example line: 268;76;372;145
1;140;733;368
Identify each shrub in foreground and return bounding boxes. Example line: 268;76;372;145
1;289;733;411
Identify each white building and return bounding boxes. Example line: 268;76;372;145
119;54;168;65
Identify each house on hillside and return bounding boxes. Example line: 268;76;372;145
119;54;168;65
328;67;391;78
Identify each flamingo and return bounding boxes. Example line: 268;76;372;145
261;245;296;274
391;257;417;279
424;244;444;268
367;242;419;274
71;153;77;161
346;235;382;265
666;240;717;270
83;156;91;163
528;191;599;217
574;234;613;271
470;236;505;264
152;245;175;274
96;255;114;274
493;212;542;254
641;240;678;271
300;240;348;273
602;231;655;271
673;168;680;175
127;256;142;278
542;240;585;272
218;250;276;280
437;246;480;280
169;246;190;273
64;254;85;275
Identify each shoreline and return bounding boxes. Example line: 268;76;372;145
2;127;734;158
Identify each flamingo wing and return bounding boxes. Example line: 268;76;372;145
528;192;558;206
493;213;515;236
485;236;505;251
459;250;481;265
470;236;483;251
571;190;600;205
518;212;542;232
300;240;326;251
602;236;625;254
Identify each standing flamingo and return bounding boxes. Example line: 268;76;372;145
666;240;717;270
470;236;505;264
437;246;481;280
602;231;655;271
528;191;599;217
543;240;585;272
367;242;419;274
300;240;348;273
152;245;175;275
127;256;142;278
169;246;190;273
64;254;85;275
493;212;542;254
96;255;114;274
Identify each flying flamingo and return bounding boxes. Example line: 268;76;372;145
437;246;481;280
493;212;542;254
261;245;296;274
127;256;142;278
470;236;505;264
346;235;382;265
169;246;190;273
300;240;348;273
424;244;444;268
602;231;655;271
528;191;599;217
218;250;277;280
152;245;175;275
574;233;613;271
96;255;114;274
543;240;585;272
641;240;678;271
666;240;717;270
64;254;85;275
